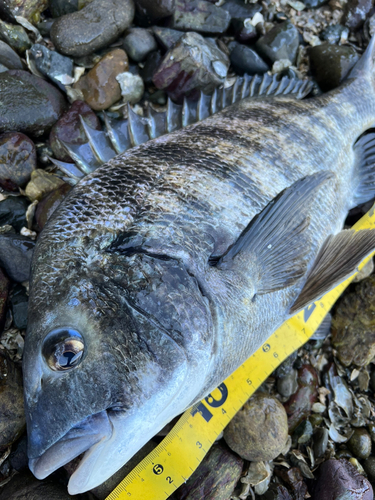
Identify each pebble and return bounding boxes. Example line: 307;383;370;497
262;484;293;499
49;0;79;18
116;72;145;104
0;132;36;191
331;275;375;367
312;459;373;500
347;428;372;459
293;419;313;444
309;43;359;92
275;467;307;499
169;0;231;35
135;0;175;24
174;444;243;500
320;24;347;44
34;184;71;232
313;427;329;458
231;18;258;44
74;49;129;110
224;392;289;461
284;365;318;432
0;234;35;282
153;32;229;101
0;0;48;24
301;0;328;7
49;100;101;163
277;368;299;398
353;257;374;282
0;40;23;69
363;456;375;482
0;70;67;136
0;19;31;54
25;169;65;202
0;351;25;450
123;28;158;62
152;26;183;50
10;284;28;330
139;51;163;85
0;268;10;331
50;0;135;57
0;472;75;499
29;44;74;90
229;41;270;76
256;20;300;65
343;0;374;30
0;196;29;232
221;0;262;19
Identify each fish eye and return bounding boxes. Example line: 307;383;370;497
42;328;85;372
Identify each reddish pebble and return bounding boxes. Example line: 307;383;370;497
0;131;36;191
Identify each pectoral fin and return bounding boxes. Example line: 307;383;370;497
290;229;375;314
215;171;332;294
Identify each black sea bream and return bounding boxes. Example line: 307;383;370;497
24;37;375;494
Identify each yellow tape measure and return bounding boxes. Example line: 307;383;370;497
106;205;375;500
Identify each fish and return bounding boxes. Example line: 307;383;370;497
24;37;375;495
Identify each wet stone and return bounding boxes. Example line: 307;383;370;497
0;40;23;69
74;49;129;110
331;275;375;367
313;427;329;458
363;457;375;482
293;419;313;444
135;0;176;25
0;132;36;191
229;41;269;75
116;72;145;104
36;19;56;36
169;0;231;35
153;32;229;101
0;70;67;136
224;392;289;462
0;0;48;24
0;351;25;450
139;50;163;85
34;183;71;232
0;268;10;332
0;472;74;499
320;24;347;44
231;18;258;44
348;428;372;459
10;284;28;330
174;444;243;500
0;19;31;54
221;0;262;19
49;0;79;18
312;459;373;500
152;26;183;50
50;0;135;57
25;169;65;202
0;196;29;232
29;44;74;90
0;234;35;282
275;467;307;500
256;20;300;64
309;43;359;92
277;368;299;398
343;0;374;30
123;28;158;62
49;100;101;163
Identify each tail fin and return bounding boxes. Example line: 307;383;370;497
348;35;375;82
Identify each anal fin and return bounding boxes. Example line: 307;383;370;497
290;229;375;314
353;131;375;205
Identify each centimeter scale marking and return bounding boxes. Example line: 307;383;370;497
106;205;375;500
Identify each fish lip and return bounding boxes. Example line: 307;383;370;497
28;408;114;480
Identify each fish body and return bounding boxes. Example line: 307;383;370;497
24;39;375;494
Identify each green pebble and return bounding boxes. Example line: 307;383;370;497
348;428;372;459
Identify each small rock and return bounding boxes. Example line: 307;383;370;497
51;0;135;57
221;0;262;19
0;234;35;282
363;456;375;482
25;169;65;202
256;20;300;64
320;24;347;44
0;0;48;24
116;72;145;104
135;0;175;25
353;258;374;282
0;70;67;136
0;132;36;191
29;44;74;90
260;484;293;500
272;59;292;74
313;427;329;458
139;51;163;85
293;420;313;444
74;49;129;110
309;43;359;92
0;196;29;232
229;41;269;75
277;368;299;398
153;32;229;101
284;365;318;432
301;0;328;7
49;0;79;17
123;28;158;62
0;40;23;69
0;472;75;499
174;444;243;500
343;0;374;30
0;268;10;331
0;19;31;54
49;100;101;163
169;0;231;35
275;468;307;500
348;428;372;459
331;275;375;367
152;26;183;50
224;392;289;462
10;284;28;330
231;18;258;44
312;459;373;500
34;184;71;231
0;351;25;450
36;19;56;36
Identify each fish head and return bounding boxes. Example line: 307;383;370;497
23;242;212;494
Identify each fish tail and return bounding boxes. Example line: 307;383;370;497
348;35;375;90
